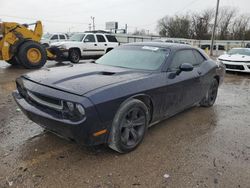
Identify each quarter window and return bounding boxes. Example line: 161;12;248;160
84;34;96;42
96;35;106;42
169;50;196;70
193;50;205;65
105;35;118;42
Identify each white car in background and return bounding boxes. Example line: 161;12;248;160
49;32;119;63
41;33;68;47
218;48;250;73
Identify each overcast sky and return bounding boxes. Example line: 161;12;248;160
0;0;250;34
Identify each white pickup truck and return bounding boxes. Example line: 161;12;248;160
49;32;119;63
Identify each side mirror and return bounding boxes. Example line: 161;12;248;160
168;63;194;79
176;63;193;75
84;39;89;42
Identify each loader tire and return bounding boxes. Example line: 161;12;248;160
6;56;20;65
18;41;47;69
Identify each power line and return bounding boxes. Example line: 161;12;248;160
0;14;91;25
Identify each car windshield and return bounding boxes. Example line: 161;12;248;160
69;34;85;41
96;46;169;71
228;48;250;56
42;33;52;39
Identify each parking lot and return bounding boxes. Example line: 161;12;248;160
0;60;250;188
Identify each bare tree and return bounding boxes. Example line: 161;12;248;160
157;15;191;38
217;7;236;40
191;8;214;39
231;14;250;40
156;6;250;40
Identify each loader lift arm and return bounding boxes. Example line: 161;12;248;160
0;21;55;69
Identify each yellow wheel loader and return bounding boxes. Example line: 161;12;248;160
0;21;55;69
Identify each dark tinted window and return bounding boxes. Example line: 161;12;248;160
59;35;66;39
84;34;96;42
51;35;58;40
96;35;106;42
169;50;196;70
193;50;205;65
105;35;118;42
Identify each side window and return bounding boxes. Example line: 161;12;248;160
169;50;196;70
193;50;205;65
96;35;106;42
51;35;58;40
105;35;118;42
59;35;66;39
84;34;96;42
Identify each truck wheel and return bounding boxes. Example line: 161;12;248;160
108;99;149;153
69;49;80;63
6;56;20;65
18;41;47;69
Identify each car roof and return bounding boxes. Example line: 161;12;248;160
123;42;192;50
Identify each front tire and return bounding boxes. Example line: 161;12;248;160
69;49;80;63
18;41;47;69
109;99;149;153
200;79;219;107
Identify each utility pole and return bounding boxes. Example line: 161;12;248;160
91;16;95;31
88;23;92;31
210;0;220;56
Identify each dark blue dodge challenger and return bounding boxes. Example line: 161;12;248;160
13;42;225;153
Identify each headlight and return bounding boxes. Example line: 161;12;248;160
76;104;85;116
66;101;74;111
63;101;86;121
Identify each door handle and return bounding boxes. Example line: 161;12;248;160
197;71;202;75
94;44;97;46
104;44;107;46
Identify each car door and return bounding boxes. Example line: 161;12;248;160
96;34;107;55
82;34;99;56
59;34;66;42
162;49;203;116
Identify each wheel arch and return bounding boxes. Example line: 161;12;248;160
69;47;81;55
214;75;220;84
120;94;154;124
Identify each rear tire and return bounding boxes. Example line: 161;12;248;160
108;99;149;153
6;56;20;65
200;79;219;107
18;41;47;69
69;49;80;63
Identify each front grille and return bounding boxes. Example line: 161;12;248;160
219;59;250;63
225;64;245;70
27;91;63;110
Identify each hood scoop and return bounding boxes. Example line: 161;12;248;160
99;71;116;76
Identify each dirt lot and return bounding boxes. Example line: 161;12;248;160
0;60;250;188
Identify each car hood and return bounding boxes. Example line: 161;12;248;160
23;63;151;95
218;54;250;62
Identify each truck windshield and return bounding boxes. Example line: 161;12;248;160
96;46;169;71
69;34;85;41
42;33;52;39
